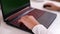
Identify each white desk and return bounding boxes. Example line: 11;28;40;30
30;0;60;34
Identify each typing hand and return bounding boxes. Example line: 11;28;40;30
18;15;39;30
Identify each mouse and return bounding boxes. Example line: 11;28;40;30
43;5;51;8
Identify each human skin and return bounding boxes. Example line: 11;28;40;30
44;3;60;11
18;15;40;30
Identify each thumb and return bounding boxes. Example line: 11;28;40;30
18;19;22;23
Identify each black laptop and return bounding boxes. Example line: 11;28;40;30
1;0;57;34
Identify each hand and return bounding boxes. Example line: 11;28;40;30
18;15;40;30
44;3;60;11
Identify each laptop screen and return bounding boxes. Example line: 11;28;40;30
1;0;30;19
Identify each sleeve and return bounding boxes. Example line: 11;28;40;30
32;24;53;34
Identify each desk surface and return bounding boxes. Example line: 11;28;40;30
30;0;60;34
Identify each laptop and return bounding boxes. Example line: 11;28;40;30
1;0;57;34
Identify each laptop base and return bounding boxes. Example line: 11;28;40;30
5;7;57;34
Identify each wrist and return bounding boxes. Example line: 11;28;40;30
30;22;40;30
31;23;40;30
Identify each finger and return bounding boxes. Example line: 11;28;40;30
18;16;27;22
18;19;21;22
24;15;33;17
44;2;54;5
22;15;33;19
18;15;33;22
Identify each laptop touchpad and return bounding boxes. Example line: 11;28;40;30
37;12;57;28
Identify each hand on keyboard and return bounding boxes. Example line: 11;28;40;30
18;15;40;30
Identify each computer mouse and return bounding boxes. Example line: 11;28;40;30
43;5;51;8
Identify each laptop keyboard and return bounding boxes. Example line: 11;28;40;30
9;9;46;27
6;7;57;33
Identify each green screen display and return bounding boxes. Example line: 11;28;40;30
1;0;29;18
